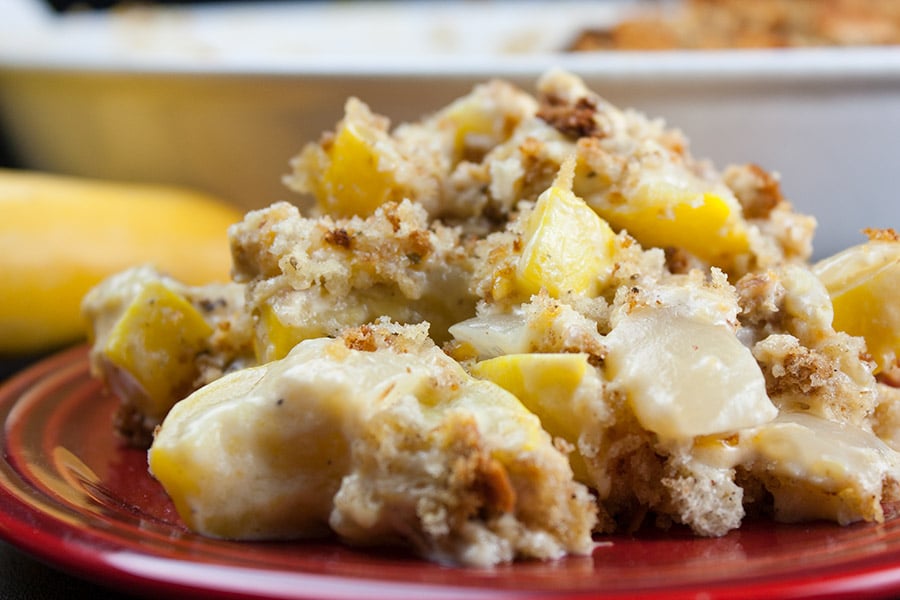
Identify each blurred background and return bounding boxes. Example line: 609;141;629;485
45;0;236;10
2;0;898;263
1;0;899;257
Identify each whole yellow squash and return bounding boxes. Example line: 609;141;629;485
0;169;242;356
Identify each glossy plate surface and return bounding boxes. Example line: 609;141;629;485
3;346;900;599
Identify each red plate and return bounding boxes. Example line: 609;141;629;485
3;346;900;599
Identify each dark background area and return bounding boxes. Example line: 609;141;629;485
45;0;306;12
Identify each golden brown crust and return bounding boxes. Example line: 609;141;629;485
761;342;835;399
568;0;900;51
536;95;601;139
724;164;785;221
735;270;785;334
341;324;380;353
864;227;900;242
447;417;517;520
323;227;353;249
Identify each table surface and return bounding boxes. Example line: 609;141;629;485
0;539;143;600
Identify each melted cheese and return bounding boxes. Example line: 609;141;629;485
605;308;776;441
695;412;900;524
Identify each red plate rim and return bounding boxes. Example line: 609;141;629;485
3;345;900;600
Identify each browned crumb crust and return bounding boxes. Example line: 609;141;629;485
759;343;836;399
724;164;785;221
568;0;900;51
537;95;602;139
445;416;518;521
865;227;900;242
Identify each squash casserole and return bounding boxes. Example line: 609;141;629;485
82;70;900;567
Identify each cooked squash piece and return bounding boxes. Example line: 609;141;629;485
814;238;900;374
516;160;618;298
